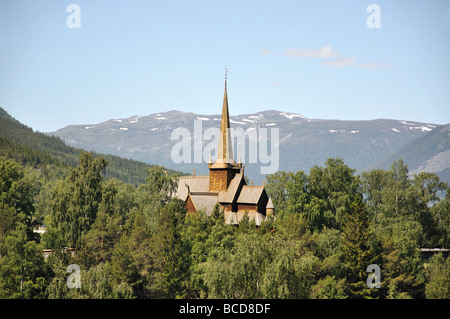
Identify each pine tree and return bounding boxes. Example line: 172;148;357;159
380;238;416;298
110;236;141;295
154;200;189;298
341;194;379;298
425;253;450;299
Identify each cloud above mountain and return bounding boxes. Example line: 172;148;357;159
283;46;338;58
261;46;384;69
321;57;356;68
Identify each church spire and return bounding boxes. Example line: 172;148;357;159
208;69;242;192
215;68;234;164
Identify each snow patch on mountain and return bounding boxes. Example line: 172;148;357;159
280;112;307;120
414;126;432;132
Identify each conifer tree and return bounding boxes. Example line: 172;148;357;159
380;238;416;298
341;194;379;298
153;200;189;298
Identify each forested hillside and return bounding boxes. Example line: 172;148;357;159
0;106;181;185
0;149;449;299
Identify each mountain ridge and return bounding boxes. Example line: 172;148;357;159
49;109;447;184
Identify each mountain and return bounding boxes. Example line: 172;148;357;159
49;109;445;183
0;106;181;185
372;123;450;182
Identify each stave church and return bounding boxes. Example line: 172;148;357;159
175;73;274;225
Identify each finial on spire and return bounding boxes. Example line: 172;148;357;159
225;67;228;81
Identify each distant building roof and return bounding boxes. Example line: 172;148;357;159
189;193;220;215
237;185;264;204
218;173;244;203
175;175;209;201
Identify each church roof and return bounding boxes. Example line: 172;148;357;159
188;193;220;215
237;185;265;204
218;173;244;203
175;175;209;201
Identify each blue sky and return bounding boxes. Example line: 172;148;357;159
1;0;449;132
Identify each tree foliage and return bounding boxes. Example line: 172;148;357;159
0;153;449;299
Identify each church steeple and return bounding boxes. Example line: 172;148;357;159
216;69;235;164
208;69;242;192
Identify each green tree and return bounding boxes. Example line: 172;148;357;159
308;158;360;230
210;203;223;224
150;199;189;298
48;152;107;247
137;166;178;233
412;172;448;247
0;224;49;298
128;210;153;279
202;231;317;299
265;171;308;220
425;253;450;299
75;210;122;269
182;210;212;298
0;159;36;240
310;276;347;299
67;263;134;299
0;203;16;238
431;189;450;248
380;238;418;299
261;238;317;298
340;195;379;298
110;236;141;296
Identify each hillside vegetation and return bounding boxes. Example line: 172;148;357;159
0;107;181;185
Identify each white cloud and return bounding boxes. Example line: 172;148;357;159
283;45;338;58
358;62;377;69
321;57;356;68
261;46;384;70
260;48;274;56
